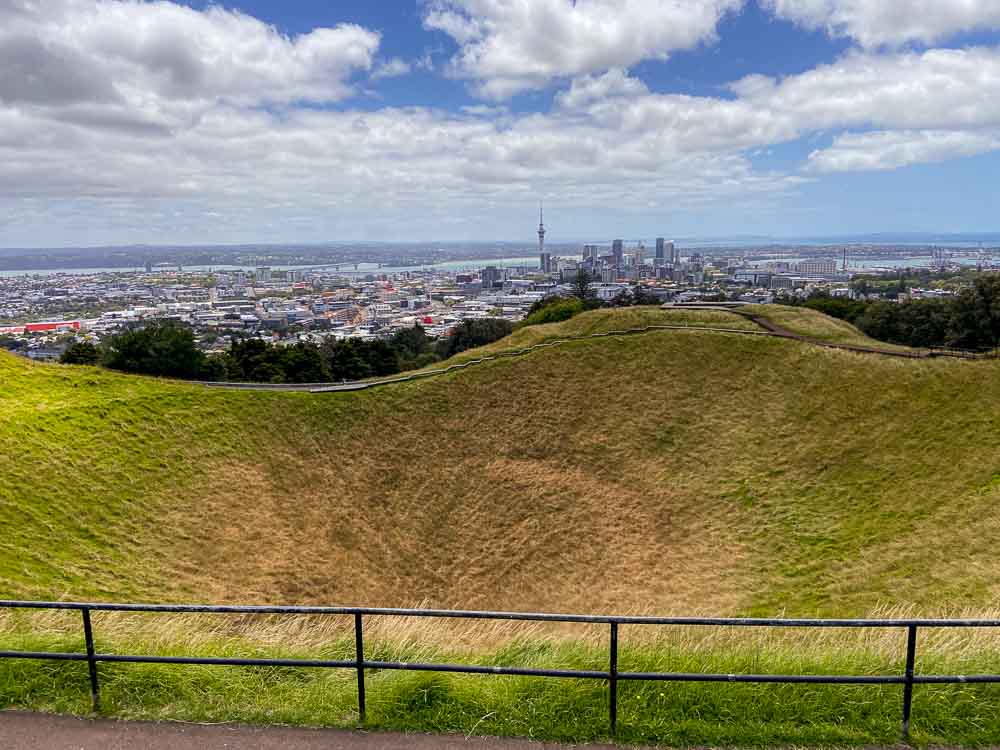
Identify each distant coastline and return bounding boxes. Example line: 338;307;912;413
1;235;998;276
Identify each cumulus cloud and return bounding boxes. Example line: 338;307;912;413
806;130;1000;172
0;0;380;116
423;0;743;99
555;69;650;110
764;0;1000;47
4;1;1000;245
730;47;1000;132
372;58;412;80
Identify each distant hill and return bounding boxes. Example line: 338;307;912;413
2;306;998;616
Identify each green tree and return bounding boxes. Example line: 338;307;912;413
609;290;633;307
223;338;280;382
631;285;661;306
389;325;434;363
800;293;869;324
103;321;206;379
571;269;595;301
364;339;403;377
323;339;373;381
950;274;1000;350
898;298;954;348
526;295;565;317
522;298;585;327
856;302;903;344
197;354;229;382
59;341;101;365
321;338;401;381
436;319;514;359
279;342;330;383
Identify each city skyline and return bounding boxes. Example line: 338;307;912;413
3;1;1000;248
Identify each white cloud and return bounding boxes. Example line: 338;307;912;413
765;0;1000;47
806;129;1000;172
730;47;1000;132
372;58;412;80
0;0;380;122
423;0;743;99
555;68;650;110
5;2;1000;244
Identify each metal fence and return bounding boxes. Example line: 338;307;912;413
2;600;1000;742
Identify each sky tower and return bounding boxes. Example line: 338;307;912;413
537;202;545;253
537;202;552;273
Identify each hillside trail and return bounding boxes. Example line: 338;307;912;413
197;306;996;394
0;712;624;750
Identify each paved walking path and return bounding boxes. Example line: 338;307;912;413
0;712;619;750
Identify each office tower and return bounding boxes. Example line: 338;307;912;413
612;239;624;274
655;238;665;260
481;266;502;288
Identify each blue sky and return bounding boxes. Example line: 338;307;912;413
2;0;1000;247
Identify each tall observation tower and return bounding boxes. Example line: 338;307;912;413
537;203;551;273
538;203;546;253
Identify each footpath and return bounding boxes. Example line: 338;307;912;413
0;711;619;750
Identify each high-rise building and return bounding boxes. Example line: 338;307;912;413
795;258;837;276
612;239;624;274
539;252;552;273
666;241;677;264
481;266;503;289
655;238;665;260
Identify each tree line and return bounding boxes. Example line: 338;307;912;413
520;270;663;326
789;273;1000;350
60;318;514;383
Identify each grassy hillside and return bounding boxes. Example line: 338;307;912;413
413;306;761;371
3;307;1000;745
743;304;914;351
2;307;998;612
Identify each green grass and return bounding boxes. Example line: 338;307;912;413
5;620;1000;747
742;305;914;351
419;306;761;370
3;306;1000;744
2;307;999;613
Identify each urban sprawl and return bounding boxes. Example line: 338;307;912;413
2;223;997;362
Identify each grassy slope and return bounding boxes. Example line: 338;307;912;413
6;614;1000;746
417;306;761;370
743;305;914;351
2;309;999;612
3;308;1000;745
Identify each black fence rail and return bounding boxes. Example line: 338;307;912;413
2;601;1000;742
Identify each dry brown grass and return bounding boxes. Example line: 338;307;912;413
143;330;1000;618
7;603;1000;659
3;313;1000;624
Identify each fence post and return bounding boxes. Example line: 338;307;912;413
901;625;918;743
354;613;366;723
609;621;619;737
81;608;99;713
